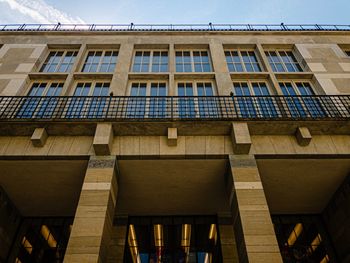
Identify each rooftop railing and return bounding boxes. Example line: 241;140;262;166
1;23;350;32
0;95;349;122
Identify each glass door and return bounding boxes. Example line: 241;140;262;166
17;82;63;118
124;216;222;263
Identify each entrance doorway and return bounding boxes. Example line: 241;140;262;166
124;216;222;263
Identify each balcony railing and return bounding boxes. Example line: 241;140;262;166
1;23;350;32
0;95;349;122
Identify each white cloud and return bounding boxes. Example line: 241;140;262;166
0;0;85;24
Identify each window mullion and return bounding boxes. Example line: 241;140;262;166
149;51;153;73
278;52;287;72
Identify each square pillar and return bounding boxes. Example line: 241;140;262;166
93;123;114;155
64;156;118;263
218;215;240;263
228;155;282;263
231;122;252;154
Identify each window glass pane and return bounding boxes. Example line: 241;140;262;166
100;64;108;72
202;63;211;72
89;64;98;72
107;63;116;72
232;52;240;62
241;52;250;63
176;64;183;72
275;63;285;72
160;64;168;72
141;64;149;72
194;64;202;72
235;64;244;72
133;64;141;72
285;63;296;72
184;64;192;72
245;64;253;72
183;52;191;62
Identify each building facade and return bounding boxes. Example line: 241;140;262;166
0;24;349;263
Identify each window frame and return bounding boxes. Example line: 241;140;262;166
175;50;213;73
278;80;329;118
40;50;79;73
81;50;118;73
131;50;169;73
225;49;262;72
232;81;278;118
232;80;272;96
175;80;216;96
25;81;65;96
71;80;111;96
278;80;316;96
127;80;168;96
265;49;303;72
16;81;65;119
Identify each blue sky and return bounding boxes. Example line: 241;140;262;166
0;0;349;25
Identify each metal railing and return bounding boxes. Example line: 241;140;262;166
0;95;349;122
1;23;350;32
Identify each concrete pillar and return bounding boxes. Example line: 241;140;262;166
112;43;134;95
231;122;252;154
228;155;282;263
218;218;239;263
107;224;128;263
209;43;233;95
93;123;114;155
64;156;118;263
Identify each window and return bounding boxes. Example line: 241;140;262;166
265;50;303;72
16;82;64;118
345;50;350;57
232;82;277;118
176;50;212;72
132;51;168;72
127;82;168;118
279;81;325;118
225;50;261;72
273;215;334;263
9;217;73;263
40;50;78;73
66;81;110;118
177;81;217;118
82;50;118;72
124;216;222;263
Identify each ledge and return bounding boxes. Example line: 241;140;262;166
174;72;215;80
73;72;114;80
274;72;314;80
230;72;269;80
0;120;349;137
28;73;69;80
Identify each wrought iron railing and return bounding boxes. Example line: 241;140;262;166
0;95;349;122
1;23;350;32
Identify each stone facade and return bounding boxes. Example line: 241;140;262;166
0;27;349;263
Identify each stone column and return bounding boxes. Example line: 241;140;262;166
107;224;128;263
64;156;118;263
228;155;282;263
112;43;134;95
209;42;233;95
218;215;239;263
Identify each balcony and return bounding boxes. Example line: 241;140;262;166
0;95;349;122
0;95;349;136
